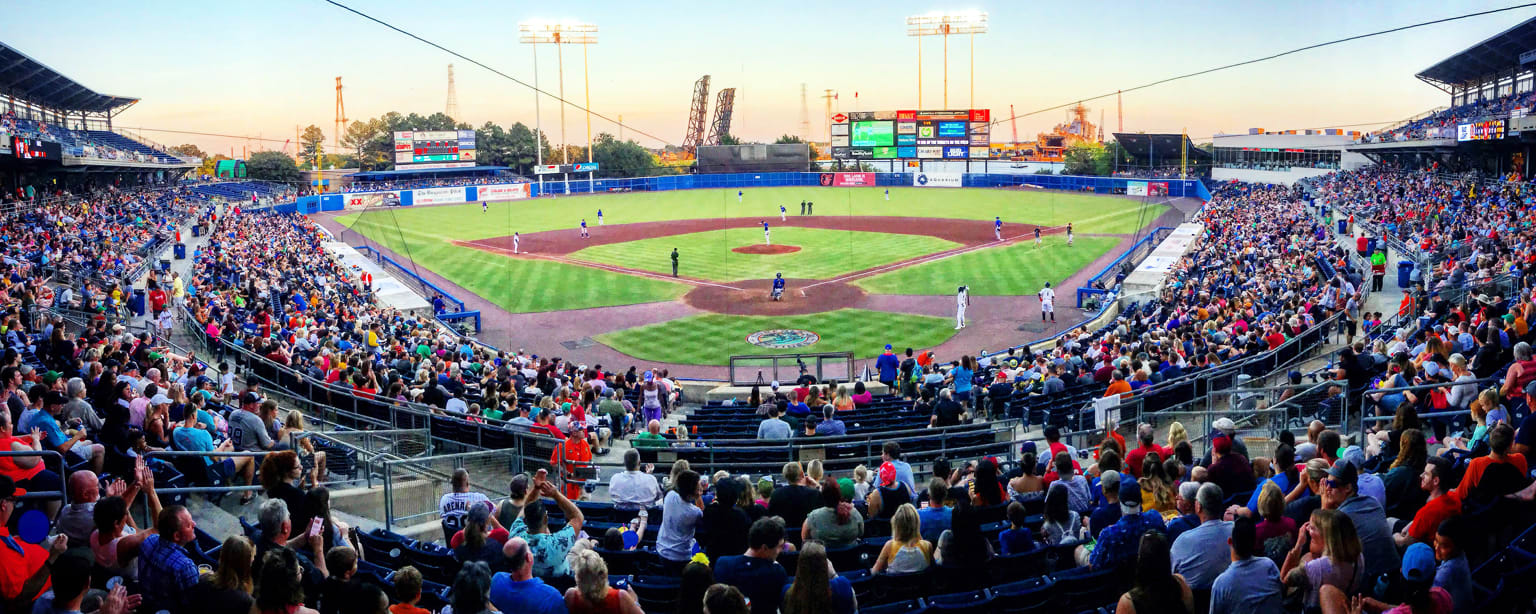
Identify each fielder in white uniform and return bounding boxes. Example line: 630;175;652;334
1039;281;1056;323
513;232;520;254
955;285;969;330
780;204;787;221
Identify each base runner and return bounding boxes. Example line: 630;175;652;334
955;285;969;330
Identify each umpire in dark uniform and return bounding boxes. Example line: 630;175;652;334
671;248;679;277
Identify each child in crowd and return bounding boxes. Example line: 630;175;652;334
851;465;873;501
998;501;1036;555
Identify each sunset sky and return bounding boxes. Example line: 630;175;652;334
5;0;1532;155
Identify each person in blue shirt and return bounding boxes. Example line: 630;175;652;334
738;189;743;203
1170;483;1233;591
596;208;603;224
949;356;975;410
715;517;790;614
875;345;900;389
488;538;564;614
1090;476;1166;570
917;478;952;543
999;500;1036;554
994;216;1003;241
1089;470;1124;539
1210;517;1283;614
771;273;785;301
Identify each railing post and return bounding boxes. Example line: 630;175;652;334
383;461;394;532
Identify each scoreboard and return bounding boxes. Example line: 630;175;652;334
393;130;477;169
830;109;990;160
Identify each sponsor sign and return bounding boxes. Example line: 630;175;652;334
942;146;968;159
534;164;563;175
968;146;989;159
571;162;600;173
916;146;942;159
831;113;848;123
832;172;876;187
913;172;962;188
475;183;531;201
413;187;468;205
844;147;874;159
345;191;401;210
831;135;850;147
745;329;821;349
831;123;850;136
1127;181;1148;196
398;161;473;170
1457;119;1506;142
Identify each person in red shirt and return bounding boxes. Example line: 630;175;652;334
148;284;168;315
0;475;66;604
1124;424;1169;479
1103;370;1133;400
550;422;594;499
1454;423;1527;501
1397;456;1459;547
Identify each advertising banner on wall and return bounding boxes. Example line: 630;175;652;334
473;183;532;202
413;187;468;205
833;172;876;187
345;191;401;210
1127;181;1148;196
912;172;962;188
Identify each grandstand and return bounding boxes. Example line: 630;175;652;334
6;7;1536;614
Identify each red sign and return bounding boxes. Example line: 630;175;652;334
896;110;917;120
833;172;876;187
969;109;990;122
831;113;848;123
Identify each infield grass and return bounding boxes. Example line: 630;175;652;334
854;235;1120;296
595;308;957;366
570;227;961;282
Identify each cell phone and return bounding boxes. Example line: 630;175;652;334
307;517;322;538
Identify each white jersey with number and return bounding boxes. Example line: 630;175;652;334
1039;287;1056;311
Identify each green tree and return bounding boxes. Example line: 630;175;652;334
717;134;741;145
168;143;206;159
1064;142;1107;176
341;119;385;169
590;133;661;178
246;151;301;183
197;153;229;177
299;125;326;160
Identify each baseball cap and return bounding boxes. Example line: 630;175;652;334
1401;542;1437;584
41;371;60;385
1117;476;1141;507
1020;441;1037;456
0;475;26;499
240;391;262;405
1340;445;1367;470
1213;417;1236;431
885;344;893;350
150;394;173;406
1326;459;1358;488
878;462;897;486
44;391;68;406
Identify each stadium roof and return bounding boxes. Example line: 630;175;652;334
350;165;512;180
1112;133;1211;161
0;43;138;113
1416;15;1536;88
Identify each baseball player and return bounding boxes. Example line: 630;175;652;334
580;219;589;239
955;285;969;330
1067;222;1074;246
800;200;807;215
513;232;520;254
780;203;787;222
1039;281;1056;323
738;189;743;203
482;201;488;213
771;273;786;301
884;188;890;201
598;209;604;225
762;220;771;246
994;217;1003;241
1034;227;1042;246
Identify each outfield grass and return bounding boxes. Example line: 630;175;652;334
595;308;956;365
335;186;1166;238
569;227;960;282
853;235;1120;296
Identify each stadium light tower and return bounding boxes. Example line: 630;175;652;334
519;21;597;171
906;11;987;109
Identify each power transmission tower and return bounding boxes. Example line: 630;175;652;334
707;88;736;145
446;64;460;121
799;83;810;142
821;89;837;146
683;75;710;157
334;77;348;150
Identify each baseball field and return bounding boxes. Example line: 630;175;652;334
331;186;1169;366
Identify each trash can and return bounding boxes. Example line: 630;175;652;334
1397;260;1414;289
129;289;146;317
174;243;186;260
159;258;171;273
1367;237;1378;254
1337;219;1347;234
191;224;201;238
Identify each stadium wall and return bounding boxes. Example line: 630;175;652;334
275;174;1209;214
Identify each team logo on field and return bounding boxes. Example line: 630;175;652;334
746;329;821;349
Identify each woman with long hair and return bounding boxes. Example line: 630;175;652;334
1253;481;1297;562
452;505;502;566
872;503;932;574
936;496;994;566
186;535;256;612
969;458;1005;506
832;386;854;412
803;477;864;549
1281;508;1364;611
782;542;857;614
850;381;873;407
1166;421;1189;451
674;561;714;614
1139;454;1177;518
260;450;309;528
563;548;643;613
1116;531;1193;613
255;547;319;614
1383;429;1430;519
1008;451;1045;497
443;561;493;614
284;410;327;487
1040;481;1083;545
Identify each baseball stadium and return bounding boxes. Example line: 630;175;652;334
7;3;1536;614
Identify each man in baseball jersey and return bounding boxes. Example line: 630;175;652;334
513;232;520;254
885;188;890;201
800;200;807;215
1039;281;1056;323
671;248;679;277
762;220;771;246
580;219;589;239
482;201;487;213
1034;226;1042;246
955;285;969;330
780;204;787;221
771;273;786;301
1067;222;1074;246
994;217;1003;241
597;209;604;225
738;189;743;203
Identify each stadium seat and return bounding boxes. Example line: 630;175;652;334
859;598;929;614
990;575;1055;613
924;589;993;614
631;575;681;612
1050;566;1128;612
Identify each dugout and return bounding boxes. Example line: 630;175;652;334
696;144;811;174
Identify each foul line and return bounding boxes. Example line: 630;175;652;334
458;238;743;291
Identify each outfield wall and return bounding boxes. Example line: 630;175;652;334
276;173;1209;215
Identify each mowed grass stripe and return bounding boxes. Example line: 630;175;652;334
569;227;961;282
853;235;1120;296
334;187;1166;238
596;309;956;366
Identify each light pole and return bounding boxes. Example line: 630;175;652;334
520;21;596;193
906;11;987;109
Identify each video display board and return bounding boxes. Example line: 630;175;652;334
393;130;477;169
1456;119;1506;142
831;109;990;159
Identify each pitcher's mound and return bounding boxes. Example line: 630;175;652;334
732;244;800;255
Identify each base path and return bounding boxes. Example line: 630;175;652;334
458;215;1028;257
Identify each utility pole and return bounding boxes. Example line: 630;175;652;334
334;77;348;150
799;83;810;142
446;64;460;121
906;12;986;109
520;21;597;190
821;89;837;147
